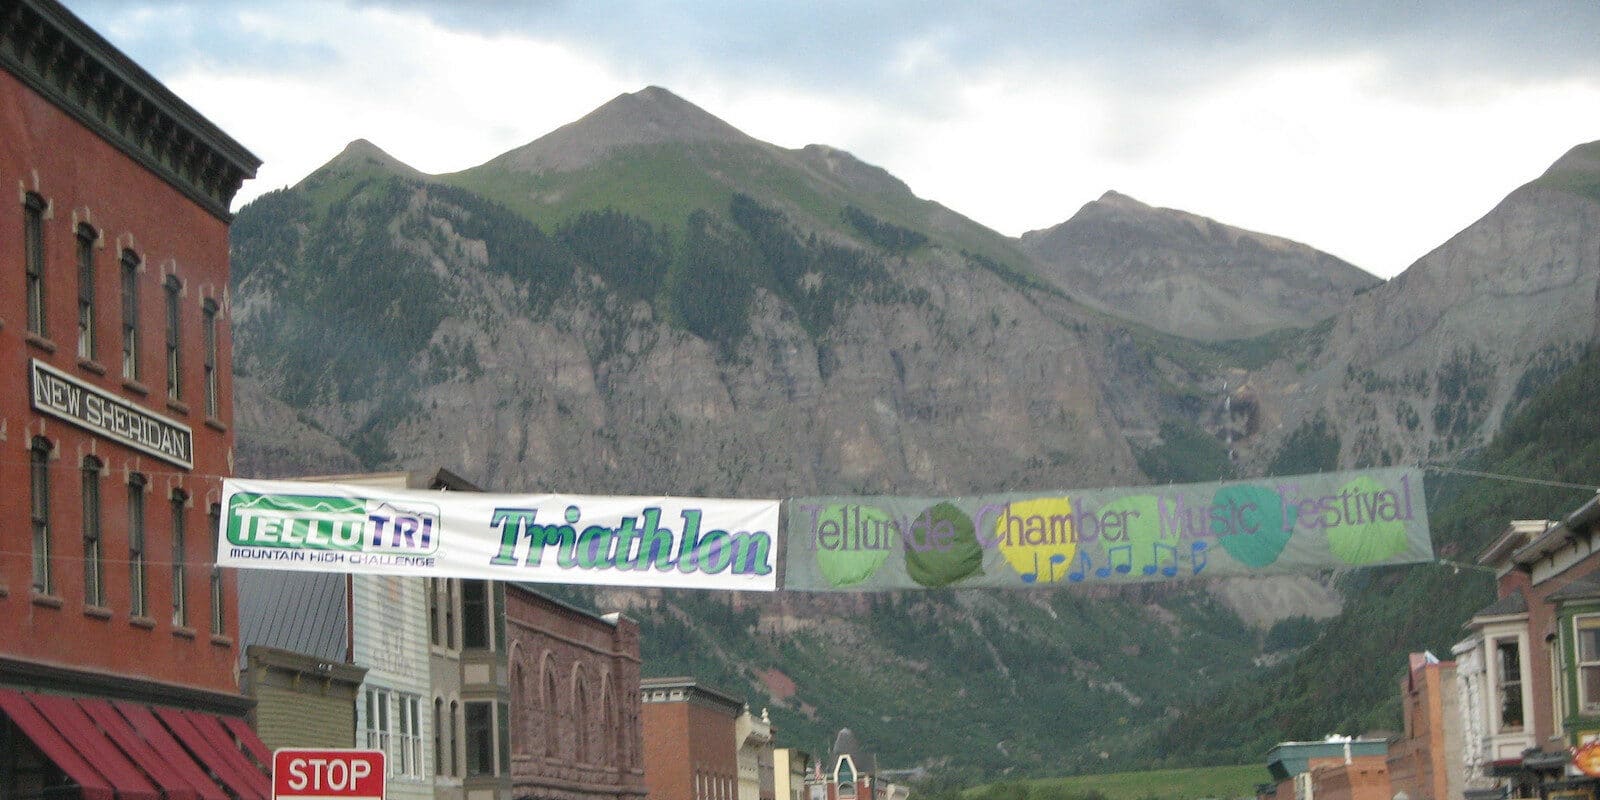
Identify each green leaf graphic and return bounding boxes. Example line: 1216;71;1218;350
905;502;984;588
814;504;893;587
1327;476;1410;564
1214;485;1295;569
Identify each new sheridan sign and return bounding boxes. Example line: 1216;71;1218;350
29;359;193;469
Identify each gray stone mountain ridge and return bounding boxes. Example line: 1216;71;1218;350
300;85;1380;348
1254;138;1600;468
1019;189;1382;341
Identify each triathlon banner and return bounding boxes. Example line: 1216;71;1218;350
782;467;1431;591
217;479;781;591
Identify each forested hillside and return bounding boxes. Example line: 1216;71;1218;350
1154;345;1600;765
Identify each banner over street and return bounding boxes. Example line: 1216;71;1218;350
219;479;781;591
783;467;1432;591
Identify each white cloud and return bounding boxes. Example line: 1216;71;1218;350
161;5;637;201
89;2;1600;279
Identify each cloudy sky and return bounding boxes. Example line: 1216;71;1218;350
67;0;1600;278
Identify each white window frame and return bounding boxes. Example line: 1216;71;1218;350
365;688;392;769
1492;636;1526;733
396;693;422;778
1575;614;1600;714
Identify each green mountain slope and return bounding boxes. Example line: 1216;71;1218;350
442;88;1038;291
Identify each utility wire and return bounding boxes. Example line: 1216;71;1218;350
1423;463;1600;492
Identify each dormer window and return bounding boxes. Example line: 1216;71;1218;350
835;756;857;798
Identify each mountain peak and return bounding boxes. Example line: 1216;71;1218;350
485;86;755;174
1528;139;1600;203
1018;189;1379;340
1094;189;1150;211
299;139;424;187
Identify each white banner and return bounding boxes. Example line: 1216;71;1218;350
218;479;780;591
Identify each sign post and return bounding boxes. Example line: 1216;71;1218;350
272;749;385;800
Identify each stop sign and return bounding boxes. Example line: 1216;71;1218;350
272;749;385;799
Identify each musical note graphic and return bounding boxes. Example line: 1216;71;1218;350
1020;552;1041;584
1143;542;1179;577
1048;553;1068;582
1020;553;1072;584
1068;551;1091;582
1096;544;1133;578
1190;541;1209;575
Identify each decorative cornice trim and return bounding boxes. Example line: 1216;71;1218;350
0;654;255;715
0;0;262;221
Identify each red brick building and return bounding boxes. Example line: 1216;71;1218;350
1267;737;1390;800
1386;653;1463;800
506;585;647;800
640;677;744;800
0;0;262;797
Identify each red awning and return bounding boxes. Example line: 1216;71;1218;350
24;693;161;800
221;713;275;767
79;697;209;800
155;705;271;800
0;689;116;800
182;709;274;789
1;688;273;800
114;701;236;800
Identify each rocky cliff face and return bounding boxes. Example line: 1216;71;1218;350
1018;191;1381;341
1236;141;1600;470
232;177;1142;497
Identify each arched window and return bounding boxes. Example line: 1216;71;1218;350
82;456;103;607
573;671;590;764
24;193;46;337
511;659;528;755
76;223;96;359
163;274;182;401
434;697;445;776
544;660;560;758
448;699;460;777
209;503;225;636
119;249;139;380
602;676;619;768
30;437;54;594
171;489;189;627
128;473;148;617
202;299;219;418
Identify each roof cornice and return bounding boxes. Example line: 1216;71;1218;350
0;0;261;221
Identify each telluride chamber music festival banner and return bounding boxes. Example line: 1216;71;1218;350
782;467;1432;591
219;468;1431;592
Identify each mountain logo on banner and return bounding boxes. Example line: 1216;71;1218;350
225;491;441;562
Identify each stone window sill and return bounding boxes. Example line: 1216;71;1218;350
25;333;56;354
